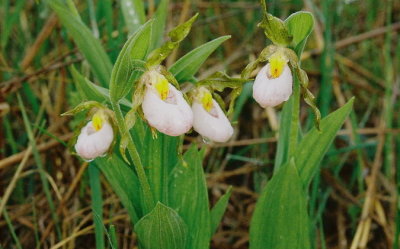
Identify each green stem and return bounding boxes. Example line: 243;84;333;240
111;101;154;214
288;76;300;158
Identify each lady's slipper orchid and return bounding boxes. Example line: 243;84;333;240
142;70;193;136
192;87;234;143
253;51;293;107
75;111;114;161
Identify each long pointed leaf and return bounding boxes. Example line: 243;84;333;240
47;0;112;87
296;97;354;187
169;36;231;82
250;160;310;249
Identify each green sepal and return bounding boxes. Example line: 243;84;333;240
258;0;292;46
197;71;247;92
61;101;104;116
169;13;199;42
196;71;247;115
147;13;199;66
285;48;321;130
241;45;278;79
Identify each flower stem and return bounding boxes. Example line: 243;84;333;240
288;76;300;158
111;101;155;214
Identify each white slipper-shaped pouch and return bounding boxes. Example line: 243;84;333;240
253;52;293;108
142;71;193;136
75;112;114;161
192;87;233;143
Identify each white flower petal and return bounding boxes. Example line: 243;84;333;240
75;121;114;161
253;63;293;108
192;100;234;143
142;84;193;136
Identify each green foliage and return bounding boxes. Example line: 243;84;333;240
285;11;314;55
109;21;153;103
120;0;146;34
135;202;188;249
169;146;211;249
46;0;112;87
258;0;292;46
250;160;310;249
89;165;105;249
96;156;141;222
151;0;169;51
169;36;231;82
210;187;232;236
147;14;199;66
296;98;355;187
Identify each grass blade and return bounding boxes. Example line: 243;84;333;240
89;164;105;249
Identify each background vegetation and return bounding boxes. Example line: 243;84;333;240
0;0;399;248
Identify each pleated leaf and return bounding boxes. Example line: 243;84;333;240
96;156;141;223
169;145;211;249
141;130;179;203
135;202;188;249
250;160;310;249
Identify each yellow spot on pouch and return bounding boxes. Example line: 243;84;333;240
201;90;214;112
92;113;103;131
155;77;169;100
268;53;287;78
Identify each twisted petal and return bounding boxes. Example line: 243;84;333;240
192;100;234;143
142;84;193;136
253;63;293;108
75;121;114;161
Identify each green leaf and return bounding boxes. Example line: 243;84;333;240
169;146;211;249
151;0;169;51
210;186;232;237
141;131;179;203
47;0;112;87
120;0;146;34
285;11;314;55
250;160;310;249
169;36;231;82
295;98;354;187
109;20;153;102
96;156;141;223
71;66;108;103
135;202;188;249
89;164;105;249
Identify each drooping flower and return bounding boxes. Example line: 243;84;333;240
75;111;114;161
253;51;293;107
141;70;193;136
192;87;233;143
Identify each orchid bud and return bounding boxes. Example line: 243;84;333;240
253;51;293;107
192;87;233;143
142;70;193;136
75;110;114;161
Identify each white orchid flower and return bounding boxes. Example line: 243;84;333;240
253;51;293;107
75;111;114;161
142;70;193;136
192;87;234;143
